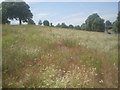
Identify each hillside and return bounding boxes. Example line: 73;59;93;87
2;25;118;88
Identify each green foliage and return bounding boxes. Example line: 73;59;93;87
85;13;105;32
1;2;10;24
112;11;120;33
74;25;81;30
0;5;1;24
2;1;33;24
56;23;61;27
63;38;77;48
38;20;42;25
68;24;74;29
50;23;54;27
28;19;35;25
56;23;68;28
112;20;118;33
85;13;100;31
81;23;86;30
43;20;49;26
61;23;68;28
105;20;112;30
92;17;105;32
117;11;120;33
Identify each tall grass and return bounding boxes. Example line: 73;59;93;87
2;25;118;88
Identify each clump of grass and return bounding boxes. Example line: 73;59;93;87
8;64;97;88
62;38;77;48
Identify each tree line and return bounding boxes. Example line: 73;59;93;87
37;13;119;33
1;1;119;33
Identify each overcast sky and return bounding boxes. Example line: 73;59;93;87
1;1;118;25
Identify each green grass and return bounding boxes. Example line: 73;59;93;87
2;25;118;88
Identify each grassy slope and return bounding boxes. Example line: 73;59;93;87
2;25;118;88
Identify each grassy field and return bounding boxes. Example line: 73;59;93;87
2;25;118;88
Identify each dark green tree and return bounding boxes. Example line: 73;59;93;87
81;23;86;30
2;1;33;25
85;13;99;31
69;24;74;29
50;22;53;27
43;20;49;26
112;11;120;33
85;13;105;32
28;19;35;25
38;20;42;25
92;17;105;32
0;4;1;24
1;2;10;24
61;23;68;28
74;25;81;30
56;23;61;27
117;11;120;33
105;20;112;31
112;21;118;33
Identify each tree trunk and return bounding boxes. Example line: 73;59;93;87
19;18;22;25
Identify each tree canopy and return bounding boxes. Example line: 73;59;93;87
74;25;81;30
85;13;100;31
117;11;120;33
105;20;112;31
2;1;33;25
28;19;35;25
92;17;105;32
85;13;105;32
112;11;120;33
56;23;61;27
43;20;49;26
112;21;118;33
38;20;42;25
81;23;86;30
68;24;74;29
61;23;68;28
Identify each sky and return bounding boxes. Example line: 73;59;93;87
7;1;118;25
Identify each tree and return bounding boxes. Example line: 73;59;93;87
2;1;33;25
28;19;35;25
112;11;120;33
61;23;68;28
38;20;42;25
43;20;49;26
50;22;53;27
1;2;10;24
0;4;1;24
56;23;61;27
74;25;81;30
81;23;86;30
85;13;100;31
112;21;117;33
117;11;120;33
85;13;105;32
92;17;105;32
69;24;74;29
105;20;112;31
